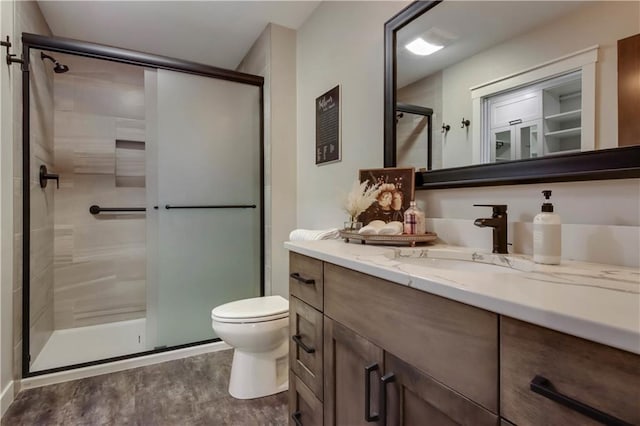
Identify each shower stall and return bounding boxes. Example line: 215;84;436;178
20;34;264;376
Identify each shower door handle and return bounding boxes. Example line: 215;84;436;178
39;165;59;189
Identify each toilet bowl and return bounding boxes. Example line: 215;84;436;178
211;295;289;399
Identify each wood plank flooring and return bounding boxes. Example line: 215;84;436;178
2;350;287;425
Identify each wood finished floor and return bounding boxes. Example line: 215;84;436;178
2;350;288;426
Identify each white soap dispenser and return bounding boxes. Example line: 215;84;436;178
533;190;561;264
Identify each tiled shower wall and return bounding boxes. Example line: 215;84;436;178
52;54;147;330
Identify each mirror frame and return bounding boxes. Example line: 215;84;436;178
384;1;640;189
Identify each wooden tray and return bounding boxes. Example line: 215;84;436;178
339;230;438;247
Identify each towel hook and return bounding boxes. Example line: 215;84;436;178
441;123;450;133
461;118;470;128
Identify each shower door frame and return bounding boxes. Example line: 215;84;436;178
21;32;265;378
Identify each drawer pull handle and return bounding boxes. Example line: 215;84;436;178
292;334;315;354
530;375;632;426
290;272;315;285
291;410;303;426
364;363;380;422
380;372;395;426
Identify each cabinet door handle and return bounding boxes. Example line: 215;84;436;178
289;272;315;285
291;410;303;426
292;334;315;354
509;119;523;125
380;372;396;426
530;375;632;426
364;363;380;422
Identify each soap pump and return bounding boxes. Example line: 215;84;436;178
533;190;561;265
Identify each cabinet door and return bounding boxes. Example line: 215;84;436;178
290;373;323;426
383;353;499;426
501;317;640;426
290;252;324;310
290;296;323;400
490;91;541;129
515;120;542;160
324;317;384;426
491;126;513;163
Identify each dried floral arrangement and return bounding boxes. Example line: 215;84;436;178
343;179;381;223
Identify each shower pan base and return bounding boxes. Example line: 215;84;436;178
31;319;146;372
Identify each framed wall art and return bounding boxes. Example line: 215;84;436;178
357;167;415;225
315;85;341;165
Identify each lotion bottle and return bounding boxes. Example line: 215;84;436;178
403;201;426;235
533;190;561;264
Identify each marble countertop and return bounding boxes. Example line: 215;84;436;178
284;240;640;355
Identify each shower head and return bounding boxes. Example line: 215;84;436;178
40;52;69;74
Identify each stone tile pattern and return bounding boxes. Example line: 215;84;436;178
52;53;147;330
1;350;287;426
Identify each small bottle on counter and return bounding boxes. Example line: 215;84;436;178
403;201;426;235
533;190;561;264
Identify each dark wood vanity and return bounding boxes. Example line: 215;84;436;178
288;252;640;426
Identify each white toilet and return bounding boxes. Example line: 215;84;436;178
211;295;289;399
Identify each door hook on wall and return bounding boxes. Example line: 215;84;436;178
441;124;450;133
461;118;470;128
0;36;24;67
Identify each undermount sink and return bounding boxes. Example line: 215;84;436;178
398;256;520;274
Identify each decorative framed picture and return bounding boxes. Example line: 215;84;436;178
315;85;341;165
357;167;415;225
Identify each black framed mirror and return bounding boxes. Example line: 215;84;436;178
384;1;640;189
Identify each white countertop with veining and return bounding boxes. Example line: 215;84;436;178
284;240;640;355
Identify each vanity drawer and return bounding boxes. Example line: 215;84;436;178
501;317;640;425
323;262;499;412
289;252;323;310
290;296;323;400
289;373;323;426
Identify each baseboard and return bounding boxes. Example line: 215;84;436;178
20;340;231;391
1;380;14;419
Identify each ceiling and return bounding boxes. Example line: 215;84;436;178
37;1;321;70
396;1;586;88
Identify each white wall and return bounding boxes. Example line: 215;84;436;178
238;24;297;299
297;1;410;229
440;1;639;166
296;1;639;267
0;0;15;417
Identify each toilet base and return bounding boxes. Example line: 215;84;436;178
228;340;289;399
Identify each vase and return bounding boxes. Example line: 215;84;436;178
343;221;363;231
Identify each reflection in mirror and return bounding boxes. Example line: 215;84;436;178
395;1;640;170
396;103;433;170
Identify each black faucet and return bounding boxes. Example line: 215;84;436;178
473;204;508;254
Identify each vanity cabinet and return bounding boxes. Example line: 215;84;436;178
323;317;383;426
290;296;323;399
501;317;640;425
288;252;640;425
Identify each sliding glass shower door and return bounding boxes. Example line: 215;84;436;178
25;42;263;374
146;70;262;349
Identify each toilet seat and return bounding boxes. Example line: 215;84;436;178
212;295;289;324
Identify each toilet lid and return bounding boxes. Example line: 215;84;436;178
211;296;289;322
